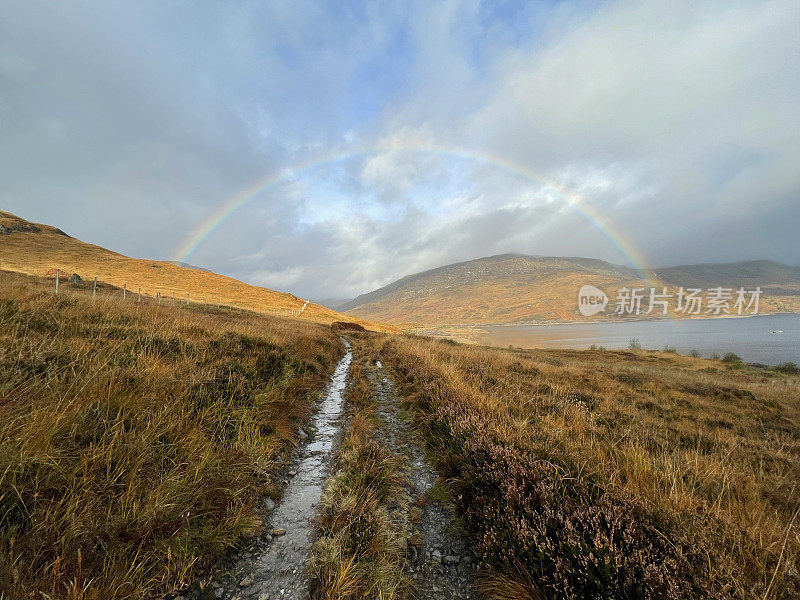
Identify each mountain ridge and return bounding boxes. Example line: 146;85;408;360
338;253;642;311
340;253;800;326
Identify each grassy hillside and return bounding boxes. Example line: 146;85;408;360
0;270;343;599
341;254;800;327
2;265;797;599
383;336;800;599
0;211;395;333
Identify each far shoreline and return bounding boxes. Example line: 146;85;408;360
479;310;799;329
410;311;800;336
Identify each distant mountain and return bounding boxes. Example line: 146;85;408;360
342;253;800;327
0;211;395;332
315;297;352;310
168;260;212;272
654;261;800;292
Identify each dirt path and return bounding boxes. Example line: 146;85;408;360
369;359;478;600
177;344;476;600
185;339;352;600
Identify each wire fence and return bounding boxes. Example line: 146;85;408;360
49;268;305;318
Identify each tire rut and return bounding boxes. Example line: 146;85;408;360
369;359;478;600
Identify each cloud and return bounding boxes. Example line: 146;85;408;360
461;0;799;264
359;152;421;201
1;0;797;299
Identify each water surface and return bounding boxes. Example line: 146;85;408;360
471;314;800;365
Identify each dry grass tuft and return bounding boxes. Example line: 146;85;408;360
480;564;541;600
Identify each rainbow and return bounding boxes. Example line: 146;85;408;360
174;144;659;285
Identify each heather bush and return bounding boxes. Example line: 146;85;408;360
404;386;720;599
722;352;742;364
384;335;800;600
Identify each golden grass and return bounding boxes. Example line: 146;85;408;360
0;269;343;599
0;211;396;333
383;335;800;599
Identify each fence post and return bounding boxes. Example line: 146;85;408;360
172;292;175;304
55;269;59;294
123;283;126;301
186;293;189;306
138;287;141;303
157;292;161;304
92;277;97;299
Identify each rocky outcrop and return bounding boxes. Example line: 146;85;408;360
331;321;366;332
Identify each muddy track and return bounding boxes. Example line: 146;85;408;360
369;359;478;600
181;339;352;600
174;343;475;600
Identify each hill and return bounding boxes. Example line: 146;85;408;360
341;254;800;326
0;211;395;332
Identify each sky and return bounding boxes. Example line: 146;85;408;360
1;0;798;301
